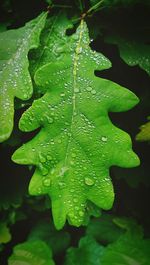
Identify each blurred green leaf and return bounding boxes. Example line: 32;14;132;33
28;220;71;255
136;117;150;141
65;236;104;265
8;240;55;265
0;222;11;244
86;214;123;244
101;233;150;265
106;33;150;76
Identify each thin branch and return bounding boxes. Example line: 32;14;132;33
86;0;105;15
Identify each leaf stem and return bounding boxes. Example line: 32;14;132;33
86;0;105;15
80;0;105;19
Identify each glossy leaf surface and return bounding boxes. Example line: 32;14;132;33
0;12;47;142
13;19;139;229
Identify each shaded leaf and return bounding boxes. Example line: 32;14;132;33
136;117;150;141
8;240;55;265
0;12;47;142
64;236;104;265
101;233;150;265
106;33;150;76
29;12;72;94
28;220;71;255
0;222;11;244
113;164;150;188
86;214;123;243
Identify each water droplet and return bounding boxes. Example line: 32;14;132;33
40;167;48;176
39;153;46;163
74;88;79;93
77;47;82;53
79;211;84;217
101;136;107;142
91;90;96;95
59;181;65;187
85;177;95;186
47;155;52;160
40;157;46;163
58;139;62;144
86;87;92;92
37;188;42;194
73;198;78;203
48;117;54;124
23;93;28;99
43;178;51;187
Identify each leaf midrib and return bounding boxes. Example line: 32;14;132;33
64;20;84;166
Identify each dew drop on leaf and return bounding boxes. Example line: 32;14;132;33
43;178;51;187
47;155;52;160
48;117;54;124
86;87;92;92
91;89;96;95
79;210;84;217
101;136;108;142
85;177;95;186
74;88;80;93
73;198;78;203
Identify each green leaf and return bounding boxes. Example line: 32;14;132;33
0;12;47;142
28;220;71;255
8;240;55;265
64;236;104;265
29;12;72;89
101;233;150;265
86;214;123;243
81;201;101;225
45;0;52;4
106;33;150;76
136;117;150;141
99;217;150;265
113;216;143;237
0;23;8;32
113;164;150;188
12;20;139;229
0;222;11;243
